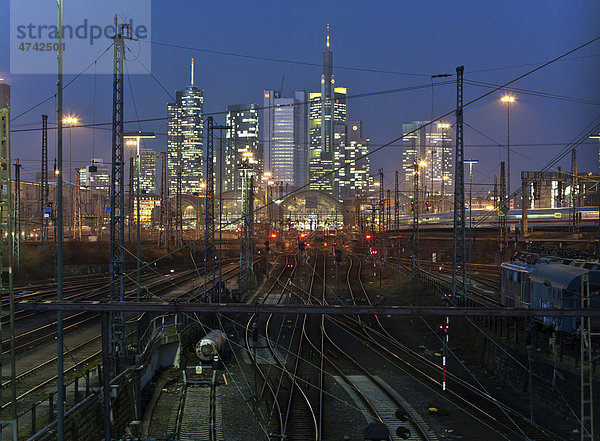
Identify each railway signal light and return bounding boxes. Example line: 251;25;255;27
270;232;278;239
365;234;372;240
371;249;378;255
438;323;449;334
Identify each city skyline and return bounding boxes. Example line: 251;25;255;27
1;3;598;200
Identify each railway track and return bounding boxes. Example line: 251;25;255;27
177;377;221;441
1;259;242;435
343;253;560;440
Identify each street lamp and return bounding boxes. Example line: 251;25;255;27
500;95;515;201
62;115;78;190
465;159;479;285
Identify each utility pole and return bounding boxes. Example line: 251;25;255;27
493;174;498;209
13;159;21;267
205;117;216;302
452;65;467;303
175;166;183;247
158;152;167;249
74;168;82;241
0;80;17;440
580;274;594;441
246;176;255;284
128;156;134;243
214;125;231;301
499;162;507;252
239;160;253;288
412;160;419;276
522;172;529;238
41;114;49;242
394;170;399;231
571;149;579;235
108;16;132;379
378;169;384;286
95;192;103;239
56;2;66;439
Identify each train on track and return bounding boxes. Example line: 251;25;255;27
500;253;600;333
395;206;598;230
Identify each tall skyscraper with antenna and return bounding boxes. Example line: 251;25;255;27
309;25;347;193
168;59;204;194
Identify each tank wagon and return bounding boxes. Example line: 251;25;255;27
195;330;227;362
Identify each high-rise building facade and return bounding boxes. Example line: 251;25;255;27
79;159;110;195
401;121;453;203
262;90;308;188
168;60;204;195
333;121;372;200
309;88;348;193
223;103;260;192
308;28;348;194
139;146;156;194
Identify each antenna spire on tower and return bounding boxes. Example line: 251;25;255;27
191;58;195;86
326;24;330;48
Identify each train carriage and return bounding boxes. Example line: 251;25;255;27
500;259;600;333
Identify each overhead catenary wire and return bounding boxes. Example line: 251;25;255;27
67;34;600;309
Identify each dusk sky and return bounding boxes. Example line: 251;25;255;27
1;1;599;196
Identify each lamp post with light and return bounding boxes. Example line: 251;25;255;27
124;131;155;311
63;116;77;239
500;95;515;200
62;115;78;189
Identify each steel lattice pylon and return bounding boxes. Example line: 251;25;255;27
41;114;49;242
412;160;419;275
13;159;20;266
108;21;129;373
452;66;467;302
499;161;507;251
394;170;399;231
571;149;579;234
205;117;216;302
580;274;594;441
0;83;17;439
74;168;82;241
239;163;254;286
158;152;168;248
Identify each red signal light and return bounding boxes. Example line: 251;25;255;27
365;234;372;240
371;250;378;255
270;233;277;239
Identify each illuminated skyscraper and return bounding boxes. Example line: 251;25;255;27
223;103;260;192
139;146;156;194
309;26;348;193
262;90;309;188
401;121;453;201
168;59;204;195
333;121;372;200
79;159;110;195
